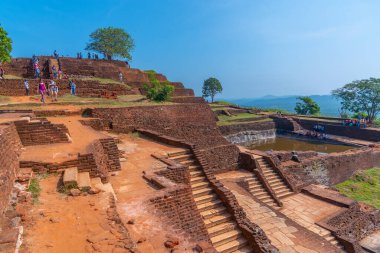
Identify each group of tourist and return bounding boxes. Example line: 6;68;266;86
342;119;367;128
305;124;328;139
23;78;77;104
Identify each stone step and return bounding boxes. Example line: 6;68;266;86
194;194;218;205
191;181;209;190
252;191;268;197
63;167;78;188
275;187;290;194
272;184;287;191
167;150;191;158
215;237;248;253
268;178;282;184
262;171;277;177
204;213;232;229
189;165;201;172
266;174;280;180
211;230;241;247
172;154;194;162
201;206;227;219
270;181;284;187
181;160;198;166
197;199;223;212
190;176;206;184
190;170;204;177
77;172;91;191
324;235;335;242
207;222;237;238
277;191;293;199
193;187;214;198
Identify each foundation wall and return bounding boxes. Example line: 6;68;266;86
279;146;380;190
0;124;22;217
14;119;70;146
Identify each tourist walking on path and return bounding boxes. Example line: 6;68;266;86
0;67;4;79
38;79;46;104
35;67;40;79
49;80;58;102
24;80;29;96
119;71;123;83
69;80;76;95
58;69;63;80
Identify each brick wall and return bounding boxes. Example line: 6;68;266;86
0;79;137;97
0;124;22;217
14;119;70;146
171;97;206;104
279;146;380;190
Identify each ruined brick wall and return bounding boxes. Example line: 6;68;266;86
87;138;121;182
279;146;380;189
198;144;241;173
91;104;228;149
0;79;137;97
91;104;240;172
150;185;211;243
0;124;22;216
171;96;205;104
14;119;70;146
327;203;380;242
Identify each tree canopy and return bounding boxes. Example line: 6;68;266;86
85;27;134;60
0;25;12;63
202;77;223;103
294;96;320;115
332;78;380;122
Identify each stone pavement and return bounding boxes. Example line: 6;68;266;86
280;193;343;237
230;190;339;253
360;229;380;253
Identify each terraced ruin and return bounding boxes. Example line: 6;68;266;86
0;57;380;253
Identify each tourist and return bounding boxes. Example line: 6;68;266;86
119;71;123;83
88;52;91;59
50;80;58;102
58;69;63;80
0;67;4;79
125;61;130;68
24;79;29;96
35;67;40;79
54;50;59;59
52;65;58;79
70;80;76;95
38;79;46;104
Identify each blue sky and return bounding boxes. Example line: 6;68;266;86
1;0;380;99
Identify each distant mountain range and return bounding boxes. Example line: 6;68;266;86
225;95;341;117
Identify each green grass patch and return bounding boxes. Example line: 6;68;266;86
27;178;42;204
217;118;272;126
79;76;129;86
335;168;380;209
3;74;23;79
218;113;260;122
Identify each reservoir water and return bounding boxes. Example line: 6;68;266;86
248;136;355;153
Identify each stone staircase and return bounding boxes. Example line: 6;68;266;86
168;150;252;253
256;157;293;199
245;175;279;209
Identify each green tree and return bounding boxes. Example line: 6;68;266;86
294;96;320;115
85;27;134;60
332;78;380;122
143;70;174;102
202;77;222;103
0;25;12;63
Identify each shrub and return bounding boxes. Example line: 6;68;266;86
144;82;174;102
27;178;41;204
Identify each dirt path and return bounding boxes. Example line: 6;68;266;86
21;175;127;253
